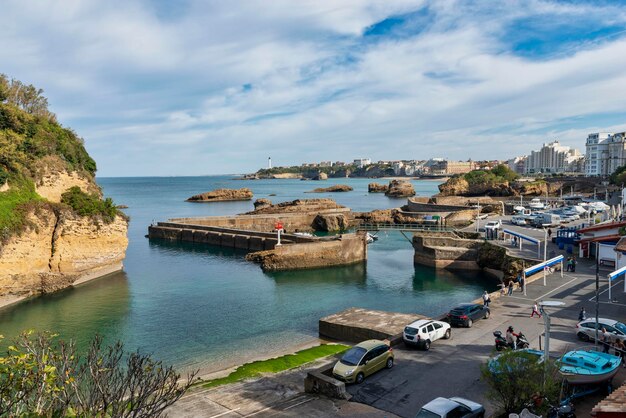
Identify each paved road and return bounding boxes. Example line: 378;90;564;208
347;254;626;418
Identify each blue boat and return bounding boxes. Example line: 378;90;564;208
559;350;622;385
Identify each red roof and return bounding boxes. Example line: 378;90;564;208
579;235;621;243
578;221;626;234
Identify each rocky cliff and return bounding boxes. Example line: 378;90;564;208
0;76;129;305
385;180;415;197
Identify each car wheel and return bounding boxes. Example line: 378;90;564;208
467;319;473;328
356;372;365;384
386;358;394;369
578;332;590;342
423;340;431;351
484;310;490;319
444;329;451;339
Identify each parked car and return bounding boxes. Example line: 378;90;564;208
403;319;451;350
511;216;527;226
415;397;485;418
446;303;490;328
576;318;626;343
332;340;394;384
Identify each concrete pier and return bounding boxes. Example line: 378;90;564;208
319;307;426;345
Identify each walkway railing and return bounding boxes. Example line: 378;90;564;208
356;223;455;232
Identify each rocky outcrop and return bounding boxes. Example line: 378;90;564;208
313;172;328;180
438;176;470;196
253;198;273;210
354;209;395;224
385;180;415;197
0;206;128;302
186;188;253;202
438;176;516;197
308;185;353;193
33;156;101;202
244;198;346;215
477;242;524;281
368;183;388;193
0;180;8;192
313;213;348;231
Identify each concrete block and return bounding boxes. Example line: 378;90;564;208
222;233;235;248
181;229;194;242
304;363;351;400
249;236;264;251
264;238;278;250
206;231;222;246
193;231;209;243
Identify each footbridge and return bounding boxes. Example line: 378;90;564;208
356;223;456;243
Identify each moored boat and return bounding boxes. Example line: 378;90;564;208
558;350;622;385
528;198;545;210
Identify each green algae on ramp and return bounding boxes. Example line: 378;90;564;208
199;344;349;388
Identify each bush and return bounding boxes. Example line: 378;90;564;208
61;186;118;222
0;176;42;243
0;331;197;417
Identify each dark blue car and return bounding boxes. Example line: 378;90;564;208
446;303;490;328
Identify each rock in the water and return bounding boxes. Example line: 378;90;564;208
368;182;388;193
253;198;272;210
313;172;328;180
313;213;348;231
385;180;415;197
244;198;346;215
186;188;253;202
309;184;353;193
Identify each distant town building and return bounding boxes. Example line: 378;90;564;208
392;161;404;175
585;133;612;176
525;141;584;174
319;161;332;167
608;132;626;175
353;158;371;168
404;164;417;176
507;156;527;174
333;161;346;167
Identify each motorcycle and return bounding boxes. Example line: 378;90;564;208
520;397;575;418
494;330;530;351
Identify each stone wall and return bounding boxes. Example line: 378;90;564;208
246;233;367;271
413;232;483;269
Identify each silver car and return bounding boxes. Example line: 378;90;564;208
576;318;626;343
415;397;485;418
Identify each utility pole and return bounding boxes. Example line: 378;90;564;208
595;243;600;348
543;227;548;286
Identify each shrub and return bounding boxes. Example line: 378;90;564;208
61;186;118;222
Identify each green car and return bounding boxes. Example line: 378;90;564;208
332;340;394;384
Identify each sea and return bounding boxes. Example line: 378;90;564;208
0;176;497;373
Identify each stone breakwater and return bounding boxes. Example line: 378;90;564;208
186;188;253;202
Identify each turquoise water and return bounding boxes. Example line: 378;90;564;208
0;176;496;372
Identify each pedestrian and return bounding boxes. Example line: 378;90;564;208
578;307;586;322
548;228;552;239
519;275;525;293
566;257;572;272
508;280;514;296
571;257;577;272
600;328;610;353
530;301;542;318
482;291;490;307
615;339;626;367
499;282;506;295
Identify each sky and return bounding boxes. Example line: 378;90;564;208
2;0;626;177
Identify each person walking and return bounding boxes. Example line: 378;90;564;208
600;328;611;353
530;302;542;318
482;291;490;307
571;256;577;272
566;257;572;272
508;280;514;296
519;275;525;293
578;307;586;322
548;228;553;239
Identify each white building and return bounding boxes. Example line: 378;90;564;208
392;161;404;175
608;132;626;175
525;141;584;174
585;132;612;176
353;158;371;168
507;156;527;174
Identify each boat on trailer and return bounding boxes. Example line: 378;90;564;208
559;350;622;385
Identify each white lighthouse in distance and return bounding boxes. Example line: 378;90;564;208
268;157;272;169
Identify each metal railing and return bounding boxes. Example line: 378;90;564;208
356;223;455;232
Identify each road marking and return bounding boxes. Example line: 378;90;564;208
283;397;315;410
207;408;241;418
588;279;624;301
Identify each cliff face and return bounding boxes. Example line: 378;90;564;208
0;206;128;299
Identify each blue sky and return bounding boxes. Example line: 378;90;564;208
2;0;626;176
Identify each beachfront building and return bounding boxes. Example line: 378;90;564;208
608;132;626;175
354;158;371;168
525;141;584;174
392;161;404;175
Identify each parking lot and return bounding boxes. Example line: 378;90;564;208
346;247;626;418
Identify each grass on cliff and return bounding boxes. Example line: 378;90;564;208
0;176;42;242
60;186;120;223
199;344;349;389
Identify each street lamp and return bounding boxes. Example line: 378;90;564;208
543;227;548;286
539;300;565;386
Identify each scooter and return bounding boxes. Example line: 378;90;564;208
494;330;530;351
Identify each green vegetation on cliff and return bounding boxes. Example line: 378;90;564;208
0;75;117;242
463;164;519;186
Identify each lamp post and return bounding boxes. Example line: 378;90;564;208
543;227;548;286
595;243;600;348
539;301;565;386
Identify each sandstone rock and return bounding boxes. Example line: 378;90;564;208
313;172;328;180
353;209;395;224
438;176;469;196
438;176;516;197
244;198;346;215
385;180;415;197
368;182;388;193
0;180;8;192
308;184;353;193
313;213;348;231
253;198;272;210
186;188;253;202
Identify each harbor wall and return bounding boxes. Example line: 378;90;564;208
246;233;367;271
168;208;352;233
412;232;482;269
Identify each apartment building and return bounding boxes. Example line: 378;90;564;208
525;141;584;174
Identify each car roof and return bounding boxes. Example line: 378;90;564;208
580;318;620;326
354;339;388;350
406;319;445;328
421;397;459;414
